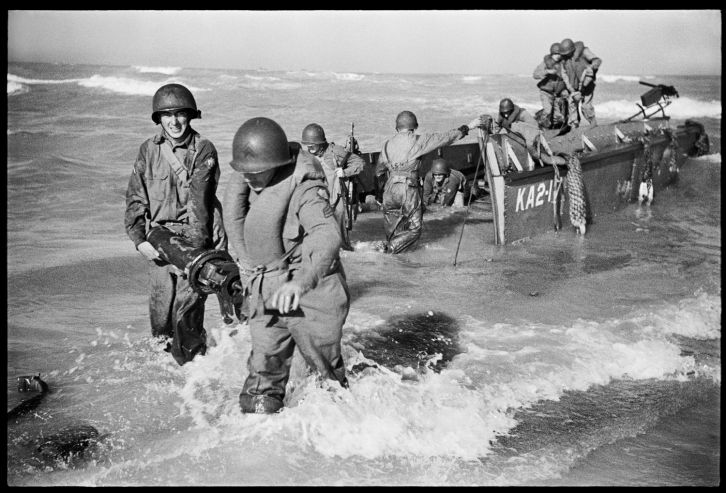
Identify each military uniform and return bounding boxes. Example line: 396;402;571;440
423;168;467;206
375;129;466;253
125;128;223;365
533;55;569;127
314;142;365;249
223;145;349;413
561;42;602;126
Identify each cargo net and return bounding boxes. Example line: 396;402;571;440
564;154;587;234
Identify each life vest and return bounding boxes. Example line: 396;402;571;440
496;105;523;131
242;143;326;267
536;56;567;95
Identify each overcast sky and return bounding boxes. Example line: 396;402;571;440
7;10;722;75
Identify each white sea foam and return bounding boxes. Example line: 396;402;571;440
461;75;483;83
7;73;82;85
599;74;655;83
78;75;206;96
332;72;365;81
7;80;27;96
595;96;721;119
133;65;181;75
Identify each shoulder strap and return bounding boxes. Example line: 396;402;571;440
159;141;189;182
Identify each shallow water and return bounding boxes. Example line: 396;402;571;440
6;63;720;485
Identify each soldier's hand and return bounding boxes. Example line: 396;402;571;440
137;241;160;261
571;91;582;102
467;116;484;130
270;281;303;314
334;167;345;179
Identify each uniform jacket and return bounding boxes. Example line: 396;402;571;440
493;105;539;134
125;129;219;249
562;42;602;95
223;144;343;296
313;142;366;203
375;129;465;182
533;55;568;95
423;168;467;206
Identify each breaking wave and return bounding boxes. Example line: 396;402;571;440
133;65;181;75
596;96;721;119
599;74;656;83
7;80;28;96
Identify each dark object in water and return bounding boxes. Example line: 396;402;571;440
349;311;462;374
37;424;102;460
7;374;49;420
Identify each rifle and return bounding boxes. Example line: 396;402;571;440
335;123;359;233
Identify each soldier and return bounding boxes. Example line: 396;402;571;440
533;42;570;128
422;158;467;207
374;111;483;253
222;117;349;414
124;83;226;365
559;38;603;127
300;123;366;251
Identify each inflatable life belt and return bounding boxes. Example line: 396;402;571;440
242;143;325;267
496;105;523;131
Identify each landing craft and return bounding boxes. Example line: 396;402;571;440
354;82;709;245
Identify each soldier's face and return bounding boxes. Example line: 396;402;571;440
243;169;276;192
159;111;189;140
305;143;325;157
433;173;446;184
552;54;562;62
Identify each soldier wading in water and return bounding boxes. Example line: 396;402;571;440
374;111;484;253
223;117;350;414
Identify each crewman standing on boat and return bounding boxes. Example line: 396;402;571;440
374;111;483;253
491;98;540;136
124;83;227;366
422;158;467;207
300;123;366;251
222;117;350;414
559;38;602;127
533;42;570;128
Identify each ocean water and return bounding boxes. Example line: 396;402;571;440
6;62;721;486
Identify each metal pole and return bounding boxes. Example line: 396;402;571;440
452;128;488;266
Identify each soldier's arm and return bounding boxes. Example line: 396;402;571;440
583;47;602;70
186;143;218;248
221;171;252;269
422;173;434;204
294;183;342;293
124;145;151;248
342;151;366;177
410;129;465;159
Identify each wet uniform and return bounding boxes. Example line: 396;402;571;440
314;142;365;248
423;168;467;206
375;128;466;253
561;41;602;126
533;55;569;126
125;128;224;365
223;146;349;412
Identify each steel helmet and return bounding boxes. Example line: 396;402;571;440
431;158;450;176
559;38;575;56
499;98;515;115
395;110;419;131
229;117;294;174
301;123;327;145
549;42;562;55
151;83;201;124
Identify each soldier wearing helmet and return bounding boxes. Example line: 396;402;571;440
374;111;484;253
300;123;365;251
125;83;227;366
533;42;570;128
422;158;468;207
490;98;539;135
558;38;603;128
222;117;349;415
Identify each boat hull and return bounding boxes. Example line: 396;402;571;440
355;119;708;245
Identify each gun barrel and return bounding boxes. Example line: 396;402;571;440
639;80;657;88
